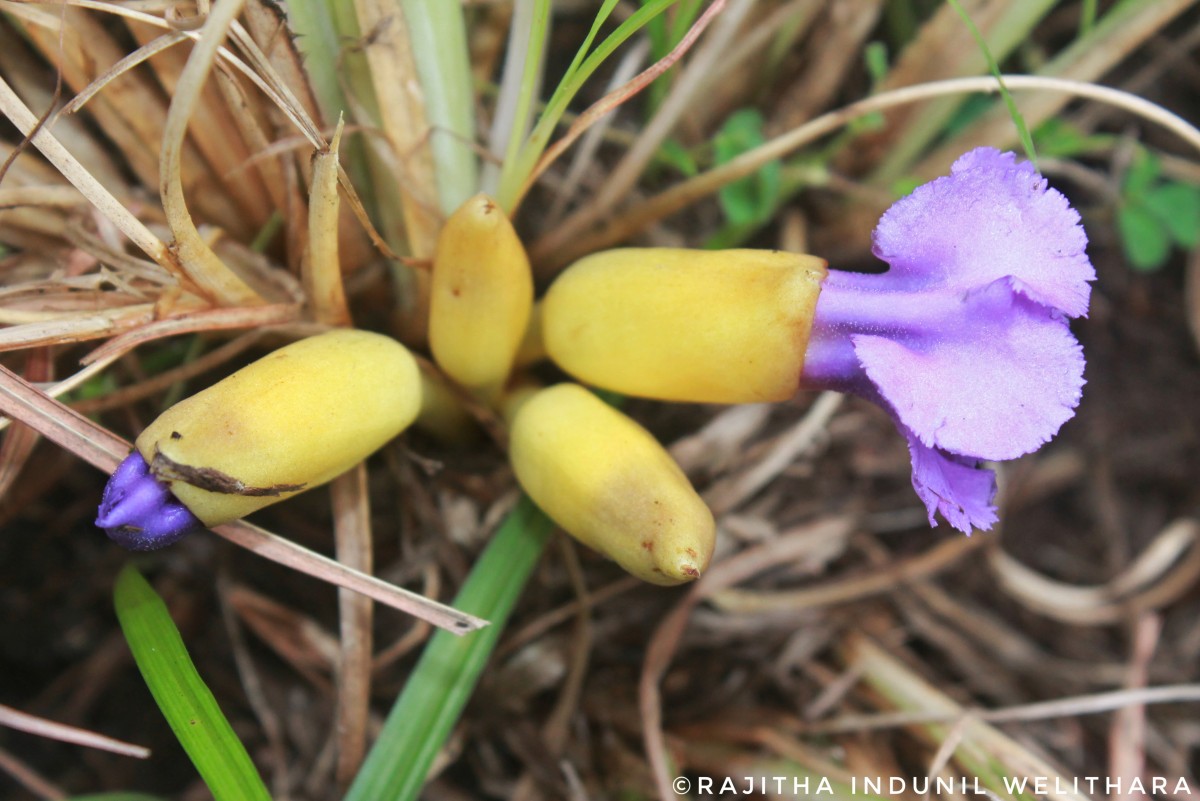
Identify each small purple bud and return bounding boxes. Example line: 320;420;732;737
801;148;1095;533
96;452;203;550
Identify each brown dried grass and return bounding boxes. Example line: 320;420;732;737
2;2;1199;800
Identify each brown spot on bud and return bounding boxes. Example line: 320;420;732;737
150;449;305;497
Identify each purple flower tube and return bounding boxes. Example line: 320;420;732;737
96;452;204;551
801;148;1095;532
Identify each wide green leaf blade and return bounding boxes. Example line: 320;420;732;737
1142;183;1200;249
1117;203;1171;272
113;565;271;801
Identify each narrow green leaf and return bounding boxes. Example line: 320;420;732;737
497;0;679;209
497;0;554;201
113;565;271;801
282;0;344;123
284;0;375;202
401;0;479;212
1078;0;1098;37
344;497;554;801
945;0;1037;167
1117;204;1171;271
1142;183;1200;248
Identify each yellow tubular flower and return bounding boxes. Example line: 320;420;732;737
508;383;715;585
133;330;421;527
542;248;827;403
429;193;534;396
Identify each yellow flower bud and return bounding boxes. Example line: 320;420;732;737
508;383;714;585
429;193;534;396
134;329;421;527
542;248;827;403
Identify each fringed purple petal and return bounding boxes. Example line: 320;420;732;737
872;148;1094;318
801;147;1095;533
851;279;1086;460
904;427;998;533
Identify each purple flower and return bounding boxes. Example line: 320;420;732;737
96;452;203;550
801;148;1095;532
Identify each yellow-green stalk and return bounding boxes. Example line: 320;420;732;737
134;330;421;527
512;300;546;369
542;248;827;403
429;194;534;397
507;383;715;585
414;366;480;446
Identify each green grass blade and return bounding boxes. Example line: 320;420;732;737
280;0;343;123
285;0;377;217
870;0;1056;184
909;0;1195;181
400;0;479;212
945;0;1037;167
1079;0;1098;37
343;497;554;801
113;565;271;801
496;0;678;210
495;0;553;200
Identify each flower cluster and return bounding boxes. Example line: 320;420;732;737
97;148;1094;580
542;147;1094;534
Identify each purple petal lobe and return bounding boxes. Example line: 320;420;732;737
904;427;998;533
852;279;1086;460
96;452;203;551
872;148;1094;318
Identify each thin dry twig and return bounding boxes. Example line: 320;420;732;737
640;517;856;801
0;704;150;759
78;304;300;366
704;391;842;515
332;463;373;785
157;0;263;306
0;73;172;271
709;531;988;615
305;118;351;327
843;635;1090;801
0;363;487;633
0;746;66;801
989;518;1200;625
1109;614;1160;800
533;74;1200;269
0;349;50;496
216;572;293;800
804;682;1200;736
